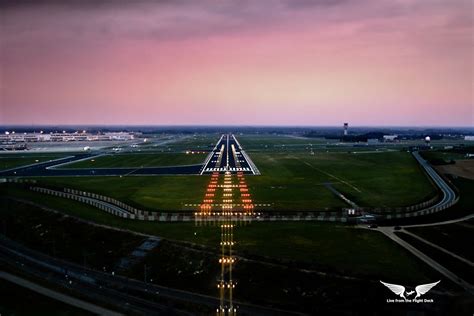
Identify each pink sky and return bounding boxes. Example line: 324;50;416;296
1;0;472;126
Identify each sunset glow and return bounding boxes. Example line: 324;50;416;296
1;0;472;126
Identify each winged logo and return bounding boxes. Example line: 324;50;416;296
380;280;440;301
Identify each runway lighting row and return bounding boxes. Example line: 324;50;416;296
220;241;235;246
195;212;259;217
216;308;237;314
219;257;236;264
217;282;236;288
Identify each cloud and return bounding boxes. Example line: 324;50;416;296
0;0;471;126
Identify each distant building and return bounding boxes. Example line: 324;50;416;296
367;138;379;144
0;131;136;143
465;136;474;141
343;123;348;136
383;135;398;142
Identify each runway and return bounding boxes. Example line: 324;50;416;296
0;134;258;177
0;154;203;177
200;134;260;175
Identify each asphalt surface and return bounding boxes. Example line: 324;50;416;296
0;134;259;177
374;226;474;294
400;230;473;267
0;153;203;177
358;154;473;294
200;134;258;175
412;151;457;211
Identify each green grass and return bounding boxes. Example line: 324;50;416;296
155;134;220;151
407;223;474;262
0;186;435;281
7;135;438;211
62;152;206;169
395;232;474;284
235;222;434;280
405;178;474;262
23;150;437;211
0;154;67;170
237;134;334;150
246;151;437;209
420;150;466;165
0;196;145;270
25;175;208;211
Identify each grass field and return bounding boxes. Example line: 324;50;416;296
62;152;206;168
395;232;474;284
28;175;208;210
420;150;467;165
405;178;474;262
0;197;145;270
0;186;435;281
246;151;437;209
0;153;68;170
1;134;438;210
407;223;474;262
151;134;220;152
27;151;437;211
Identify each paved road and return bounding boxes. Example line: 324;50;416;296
412;151;457;212
0;271;123;316
400;230;474;267
371;226;474;294
402;213;474;228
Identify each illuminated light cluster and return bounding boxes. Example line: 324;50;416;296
208;184;218;188
223;193;233;197
221;224;234;228
223;199;233;203
243;204;254;210
216;282;236;289
224;188;232;192
219;257;235;264
207;188;216;192
203;199;213;203
216;308;237;315
240;188;248;192
200;204;211;210
238;184;247;188
205;193;215;198
220;241;235;246
241;199;252;203
241;193;250;197
222;204;233;209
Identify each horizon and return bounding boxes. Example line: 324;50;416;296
1;124;474;130
1;1;472;126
